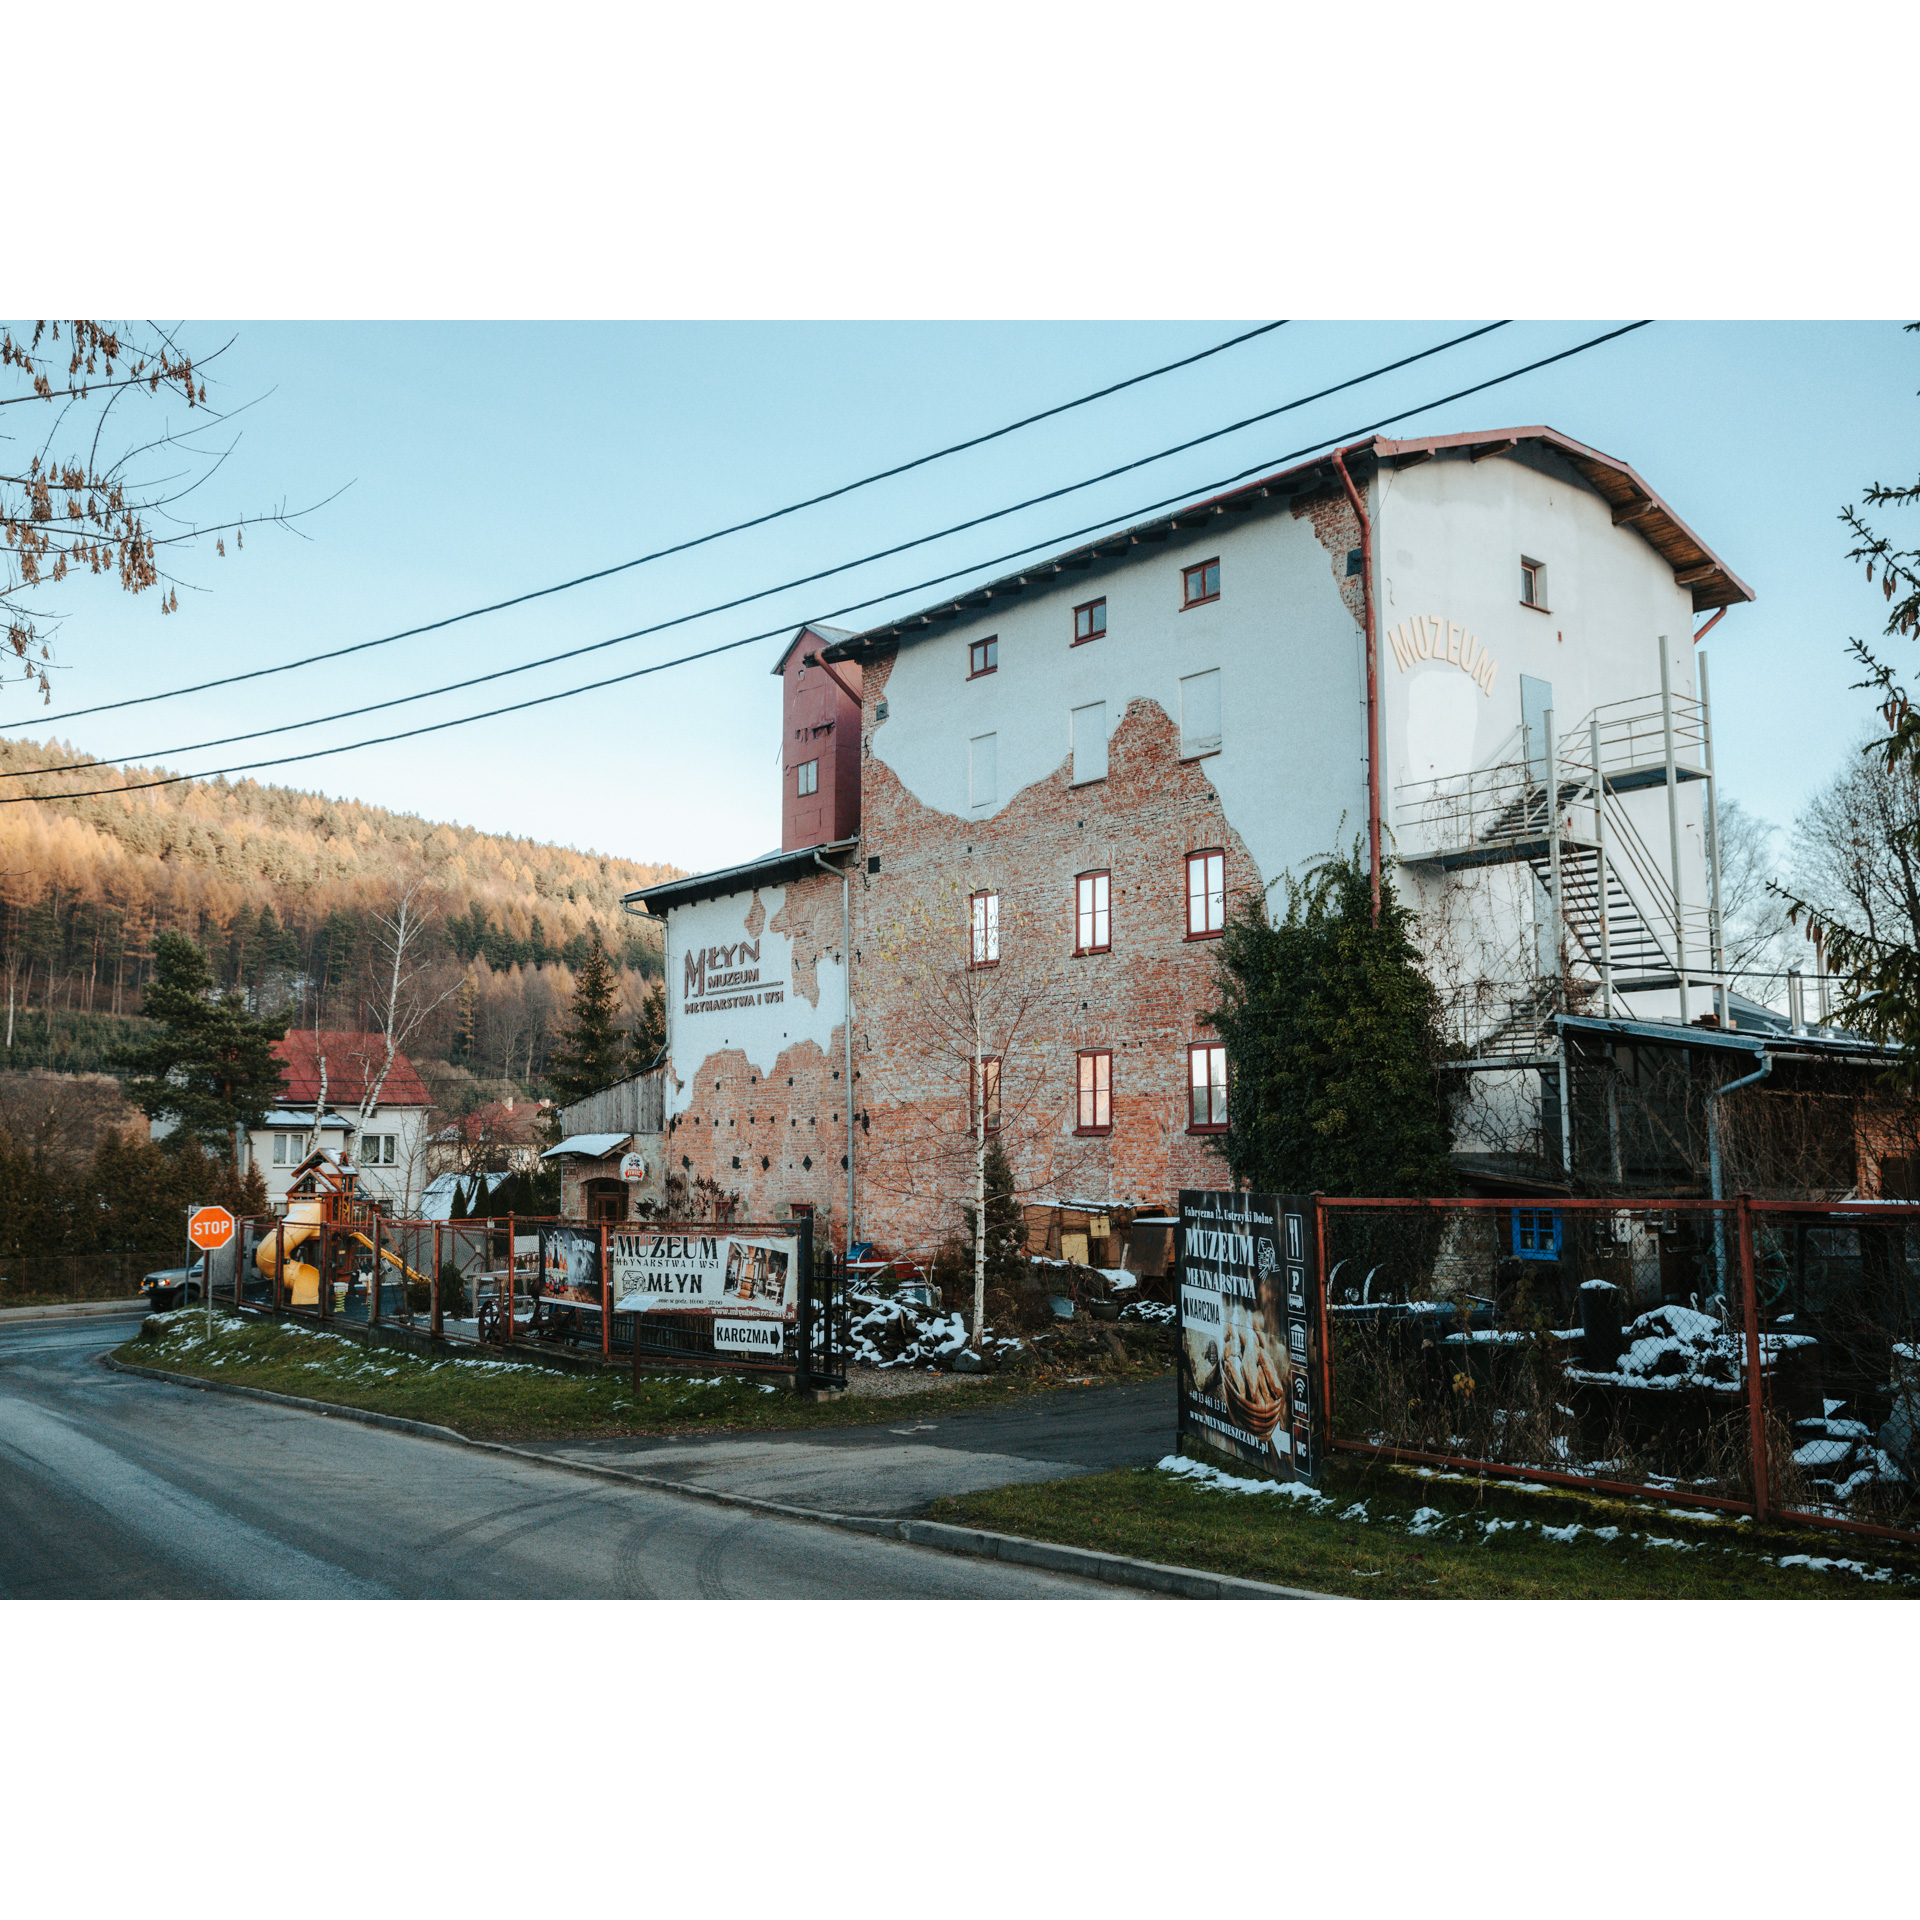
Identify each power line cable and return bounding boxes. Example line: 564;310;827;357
1;320;1653;807
10;320;1292;727
10;320;1515;773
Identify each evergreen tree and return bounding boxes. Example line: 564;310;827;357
1205;846;1455;1198
117;932;288;1153
546;931;628;1102
449;1176;470;1221
964;1136;1029;1290
632;979;666;1067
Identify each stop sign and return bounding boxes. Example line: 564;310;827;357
187;1205;236;1252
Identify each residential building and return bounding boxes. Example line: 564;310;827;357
252;1031;433;1212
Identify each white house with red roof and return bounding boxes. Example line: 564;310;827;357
252;1030;435;1211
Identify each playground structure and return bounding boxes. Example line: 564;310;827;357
254;1150;435;1312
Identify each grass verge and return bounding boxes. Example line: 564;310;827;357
929;1450;1920;1599
113;1309;1163;1442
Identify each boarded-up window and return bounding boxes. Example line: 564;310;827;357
1180;669;1222;757
1072;702;1108;785
970;732;997;807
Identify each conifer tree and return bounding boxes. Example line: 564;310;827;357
547;931;628;1103
1205;845;1455;1197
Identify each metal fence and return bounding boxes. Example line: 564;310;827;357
1314;1195;1920;1546
207;1211;847;1392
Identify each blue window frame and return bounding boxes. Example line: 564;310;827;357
1512;1209;1563;1262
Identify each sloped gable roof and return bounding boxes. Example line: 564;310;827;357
274;1031;431;1109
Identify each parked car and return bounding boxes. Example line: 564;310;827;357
142;1255;209;1312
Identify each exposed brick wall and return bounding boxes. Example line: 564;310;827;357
1292;484;1367;634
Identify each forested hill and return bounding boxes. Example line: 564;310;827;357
0;736;681;1090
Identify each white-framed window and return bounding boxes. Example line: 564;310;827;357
1521;557;1549;610
970;732;997;808
1189;1042;1229;1132
359;1133;398;1166
272;1133;292;1166
1180;668;1222;758
1075;870;1111;954
1071;701;1108;785
971;890;1000;967
1187;849;1226;939
797;758;819;797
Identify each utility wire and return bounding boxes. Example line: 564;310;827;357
2;321;1655;809
9;320;1292;728
9;320;1516;774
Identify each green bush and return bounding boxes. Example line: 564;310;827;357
438;1261;468;1319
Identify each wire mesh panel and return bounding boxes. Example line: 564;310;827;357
1752;1202;1920;1541
1319;1198;1769;1516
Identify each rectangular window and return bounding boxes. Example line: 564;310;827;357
273;1134;291;1166
1180;668;1222;758
969;635;999;678
1182;558;1220;608
971;1055;1002;1134
1073;597;1107;645
1075;870;1111;954
796;758;819;797
1188;1043;1229;1132
1186;848;1226;938
969;732;997;808
1512;1208;1563;1261
971;889;999;966
1071;701;1108;785
1076;1050;1112;1135
1520;558;1549;610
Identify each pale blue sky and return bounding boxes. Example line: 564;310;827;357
5;320;1914;876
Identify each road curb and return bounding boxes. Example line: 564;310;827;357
2;1298;150;1324
97;1351;1329;1601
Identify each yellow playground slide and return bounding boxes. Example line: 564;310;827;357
255;1212;430;1307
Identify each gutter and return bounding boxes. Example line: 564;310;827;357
815;845;857;1253
1330;446;1382;924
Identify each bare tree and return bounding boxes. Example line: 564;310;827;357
1;322;321;703
1713;798;1799;991
1790;735;1920;965
864;876;1086;1348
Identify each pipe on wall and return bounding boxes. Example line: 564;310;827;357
815;845;857;1254
1330;446;1381;924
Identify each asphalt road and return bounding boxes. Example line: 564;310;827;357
0;1314;1157;1600
526;1374;1177;1514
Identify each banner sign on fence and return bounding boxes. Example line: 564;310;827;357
537;1225;604;1308
1177;1189;1316;1481
610;1231;798;1317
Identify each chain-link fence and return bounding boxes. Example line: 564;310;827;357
1316;1195;1920;1543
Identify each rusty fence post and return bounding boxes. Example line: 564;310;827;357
273;1218;285;1315
1736;1192;1770;1522
370;1212;383;1330
1312;1191;1334;1459
600;1221;611;1363
432;1222;443;1340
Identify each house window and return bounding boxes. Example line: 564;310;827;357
1182;558;1220;608
1180;669;1222;758
1186;849;1226;938
1189;1043;1229;1132
971;1056;1002;1135
1071;701;1108;785
1076;1050;1112;1135
272;1134;292;1166
970;732;997;808
1512;1208;1562;1261
360;1134;397;1166
796;758;819;797
1520;558;1549;610
585;1178;628;1226
1075;871;1111;954
969;636;999;678
1073;597;1107;645
971;890;1000;966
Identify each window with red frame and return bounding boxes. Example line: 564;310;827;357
1073;597;1107;645
971;1055;1002;1134
1186;849;1225;937
1075;870;1111;954
1182;558;1220;608
1076;1050;1112;1134
1188;1042;1228;1132
968;636;998;678
970;889;999;966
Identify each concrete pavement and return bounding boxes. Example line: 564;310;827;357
0;1313;1153;1600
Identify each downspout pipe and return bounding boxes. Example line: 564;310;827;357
1330;446;1381;925
815;846;857;1255
1708;1049;1771;1296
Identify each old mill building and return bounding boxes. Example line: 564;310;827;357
619;427;1788;1254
